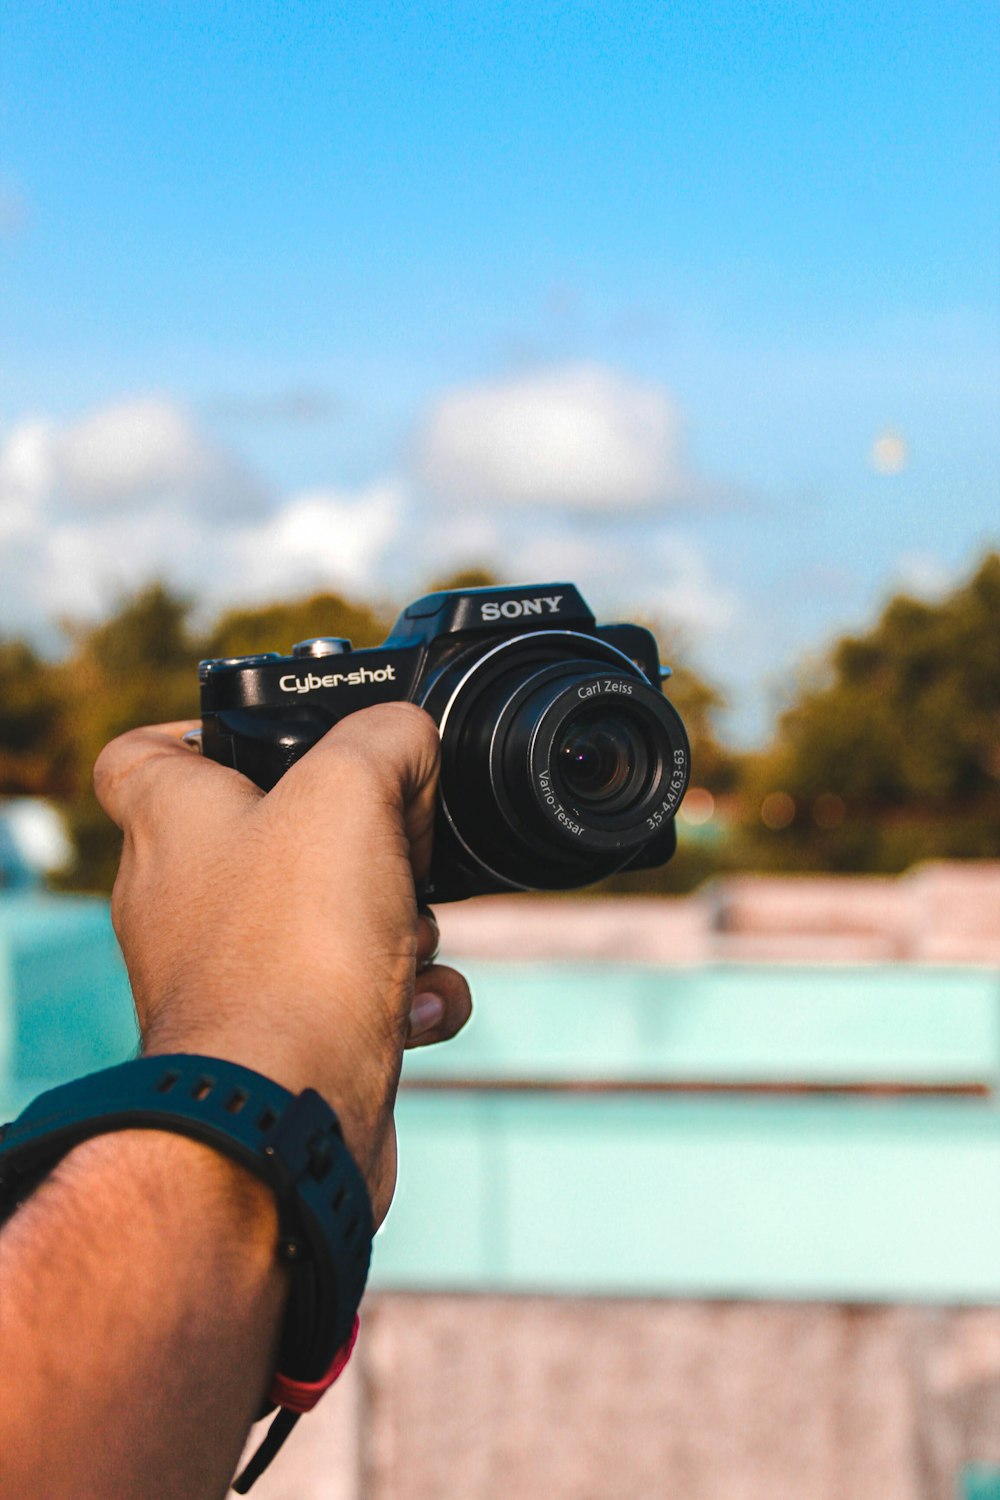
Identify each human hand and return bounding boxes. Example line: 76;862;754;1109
93;703;472;1223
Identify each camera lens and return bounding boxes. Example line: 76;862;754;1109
556;710;649;809
427;633;690;893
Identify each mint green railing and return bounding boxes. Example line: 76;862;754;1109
3;895;999;1303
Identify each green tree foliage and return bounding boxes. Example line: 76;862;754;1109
0;639;67;795
745;552;1000;870
424;566;505;595
204;593;389;660
4;553;997;893
53;585;201;890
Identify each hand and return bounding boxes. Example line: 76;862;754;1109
93;703;472;1224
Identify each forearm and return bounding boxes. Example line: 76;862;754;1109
0;1129;288;1500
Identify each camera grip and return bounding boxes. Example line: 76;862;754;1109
205;709;332;792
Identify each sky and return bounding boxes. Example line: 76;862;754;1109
1;1;998;741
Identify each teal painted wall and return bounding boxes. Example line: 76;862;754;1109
403;960;1000;1085
0;894;137;1109
2;895;999;1303
377;1091;1000;1301
963;1467;1000;1500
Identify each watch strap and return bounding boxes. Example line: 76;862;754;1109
0;1054;374;1492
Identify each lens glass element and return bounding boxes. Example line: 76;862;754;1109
556;710;650;809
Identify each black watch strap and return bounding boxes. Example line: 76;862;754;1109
0;1054;374;1492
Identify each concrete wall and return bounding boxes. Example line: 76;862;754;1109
235;1295;1000;1500
437;862;1000;966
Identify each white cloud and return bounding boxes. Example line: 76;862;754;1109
0;381;738;659
0;396;410;632
1;397;266;520
893;551;956;600
385;495;737;646
225;483;404;602
497;523;737;637
634;533;739;636
415;363;690;511
0;501;215;626
400;364;737;639
0;420;54;540
0;398;384;631
59;399;217;508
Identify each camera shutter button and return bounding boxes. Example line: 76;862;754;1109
292;638;352;658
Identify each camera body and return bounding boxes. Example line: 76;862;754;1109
199;583;690;902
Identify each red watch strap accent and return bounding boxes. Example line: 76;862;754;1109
269;1315;360;1414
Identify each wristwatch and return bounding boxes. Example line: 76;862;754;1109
0;1053;374;1492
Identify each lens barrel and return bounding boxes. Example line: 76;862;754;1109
426;632;690;892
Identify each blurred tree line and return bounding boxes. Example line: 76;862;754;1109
739;550;1000;875
1;552;997;895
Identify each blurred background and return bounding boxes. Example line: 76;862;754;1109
1;3;999;1497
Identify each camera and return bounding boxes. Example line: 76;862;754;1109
199;583;691;902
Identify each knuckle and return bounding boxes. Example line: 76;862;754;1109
367;701;439;750
391;700;436;729
399;702;441;753
92;730;142;802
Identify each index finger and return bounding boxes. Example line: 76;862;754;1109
272;702;441;880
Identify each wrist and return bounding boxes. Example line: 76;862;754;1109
138;1022;396;1203
57;1128;285;1272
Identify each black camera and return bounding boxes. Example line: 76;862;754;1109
199;583;690;901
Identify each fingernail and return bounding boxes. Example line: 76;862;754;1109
417;909;441;968
409;992;445;1037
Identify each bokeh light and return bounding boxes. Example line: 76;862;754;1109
870;430;909;475
760;791;796;830
678;787;715;826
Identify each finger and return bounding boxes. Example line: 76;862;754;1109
405;964;473;1048
416;908;440;971
93;721;259;832
281;703;441;879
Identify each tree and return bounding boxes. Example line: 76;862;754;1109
423;566;504;595
743;551;1000;871
203;592;389;660
0;640;66;795
14;555;996;896
52;585;201;890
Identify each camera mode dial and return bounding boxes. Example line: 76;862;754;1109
292;638;352;658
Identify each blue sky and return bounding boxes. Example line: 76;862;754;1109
1;1;998;740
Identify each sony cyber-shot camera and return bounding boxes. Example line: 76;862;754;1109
199;583;691;902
